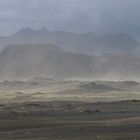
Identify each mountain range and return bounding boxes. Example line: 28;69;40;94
0;28;140;80
0;27;140;56
0;43;140;80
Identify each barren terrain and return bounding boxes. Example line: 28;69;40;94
0;79;140;139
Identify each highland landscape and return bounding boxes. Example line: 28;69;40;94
0;0;140;139
0;29;140;139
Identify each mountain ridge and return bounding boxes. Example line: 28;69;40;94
0;27;139;56
0;43;140;80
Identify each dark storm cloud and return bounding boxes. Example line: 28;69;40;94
0;0;140;37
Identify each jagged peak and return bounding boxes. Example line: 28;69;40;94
14;27;49;36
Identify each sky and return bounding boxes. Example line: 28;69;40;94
0;0;140;38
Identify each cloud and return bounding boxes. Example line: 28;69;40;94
0;0;140;38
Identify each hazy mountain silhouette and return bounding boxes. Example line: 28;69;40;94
0;28;139;55
0;43;140;80
0;44;95;80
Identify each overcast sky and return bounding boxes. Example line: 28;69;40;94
0;0;140;38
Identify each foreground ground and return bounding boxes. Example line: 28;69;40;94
0;79;140;139
0;100;140;140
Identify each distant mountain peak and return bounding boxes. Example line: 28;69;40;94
14;27;49;36
39;27;48;31
17;27;33;33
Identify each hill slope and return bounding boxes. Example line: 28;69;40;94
0;44;95;80
0;44;140;80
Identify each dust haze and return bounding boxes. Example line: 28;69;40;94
0;0;140;140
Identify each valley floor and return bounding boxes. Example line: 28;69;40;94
0;100;140;140
0;79;140;139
